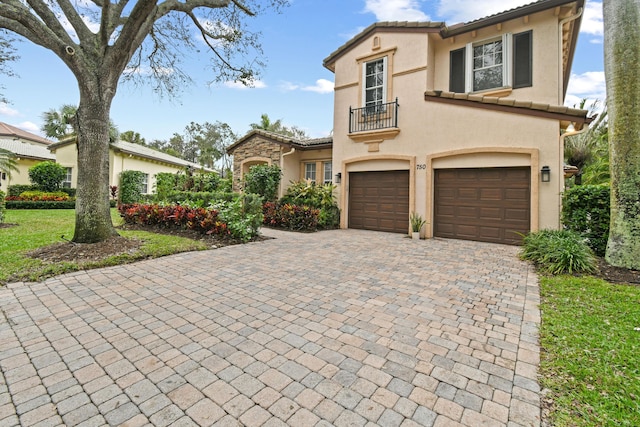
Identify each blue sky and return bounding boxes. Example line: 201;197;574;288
1;0;604;142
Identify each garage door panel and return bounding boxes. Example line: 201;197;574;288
434;167;530;245
349;170;409;234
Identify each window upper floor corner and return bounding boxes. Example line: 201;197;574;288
449;30;532;94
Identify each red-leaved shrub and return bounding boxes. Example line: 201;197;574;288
118;204;229;236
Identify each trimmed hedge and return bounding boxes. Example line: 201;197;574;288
7;184;38;197
562;184;610;256
6;200;76;209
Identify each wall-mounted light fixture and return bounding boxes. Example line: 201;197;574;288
541;166;551;182
335;172;342;183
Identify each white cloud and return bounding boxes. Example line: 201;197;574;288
363;0;429;21
302;79;334;94
581;2;603;37
16;121;42;134
0;103;19;117
223;80;267;90
565;71;606;107
437;0;532;23
279;79;334;94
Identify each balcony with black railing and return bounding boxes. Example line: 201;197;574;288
349;98;399;134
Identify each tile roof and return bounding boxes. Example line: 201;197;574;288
110;140;214;171
424;90;594;129
48;138;215;172
324;0;583;70
227;129;333;154
0;122;54;146
443;0;585;37
0;138;56;160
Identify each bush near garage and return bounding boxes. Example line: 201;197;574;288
561;184;610;256
520;229;597;275
278;180;340;229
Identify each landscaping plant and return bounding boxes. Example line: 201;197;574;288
279;180;340;229
243;164;281;202
28;161;67;192
119;170;146;204
562;184;610;256
520;229;597;275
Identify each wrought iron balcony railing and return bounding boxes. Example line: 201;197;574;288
349;98;399;133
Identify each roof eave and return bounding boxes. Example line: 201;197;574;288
441;0;585;38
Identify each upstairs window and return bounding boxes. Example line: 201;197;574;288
449;31;532;93
363;57;387;112
473;39;504;91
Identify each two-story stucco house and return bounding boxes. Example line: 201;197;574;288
326;0;593;245
230;0;593;245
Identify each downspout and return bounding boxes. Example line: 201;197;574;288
558;124;589;227
558;7;583;102
281;147;296;198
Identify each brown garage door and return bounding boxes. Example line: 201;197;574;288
349;170;410;234
434;167;530;245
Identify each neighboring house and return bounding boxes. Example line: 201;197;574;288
49;138;213;194
0;122;56;189
322;0;594;244
227;129;333;196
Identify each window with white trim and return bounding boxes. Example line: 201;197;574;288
450;31;532;93
305;163;316;183
62;167;72;188
363;57;387;113
141;173;149;194
323;161;332;185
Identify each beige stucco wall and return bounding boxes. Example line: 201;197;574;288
1;158;43;189
431;9;563;105
331;11;567;236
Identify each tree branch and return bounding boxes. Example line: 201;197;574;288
54;0;95;43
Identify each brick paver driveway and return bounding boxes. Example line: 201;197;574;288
0;228;541;427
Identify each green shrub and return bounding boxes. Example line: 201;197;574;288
7;184;37;197
0;190;5;223
263;201;320;231
61;187;76;197
520;229;597;275
160;191;236;207
214;193;263;242
28;161;67;192
18;191;70;201
244;164;281;202
280;181;340;229
5;200;76;209
155;171;221;200
562;184;610;256
119;170;145;204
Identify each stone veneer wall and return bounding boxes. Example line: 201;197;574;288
231;136;284;192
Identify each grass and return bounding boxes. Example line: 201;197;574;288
539;275;640;426
0;209;209;284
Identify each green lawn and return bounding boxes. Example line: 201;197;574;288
539;275;640;426
0;209;209;284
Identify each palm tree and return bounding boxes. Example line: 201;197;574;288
41;104;77;140
42;104;119;142
0;147;18;179
249;114;309;139
564;100;608;185
603;0;640;269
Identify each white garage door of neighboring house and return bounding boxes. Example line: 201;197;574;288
348;170;410;234
434;167;530;245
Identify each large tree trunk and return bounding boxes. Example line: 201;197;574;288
604;0;640;269
72;91;119;243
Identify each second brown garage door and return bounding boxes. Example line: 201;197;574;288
434;167;530;245
349;170;409;234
